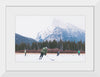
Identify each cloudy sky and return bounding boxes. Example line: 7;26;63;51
16;16;85;39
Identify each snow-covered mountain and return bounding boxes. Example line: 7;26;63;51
36;19;85;42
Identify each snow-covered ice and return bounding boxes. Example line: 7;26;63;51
16;54;85;62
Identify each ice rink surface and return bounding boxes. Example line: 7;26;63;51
16;53;85;62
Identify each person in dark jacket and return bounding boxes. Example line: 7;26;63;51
57;51;60;56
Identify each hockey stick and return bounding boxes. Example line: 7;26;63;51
46;55;55;61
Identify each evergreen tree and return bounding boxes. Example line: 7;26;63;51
15;44;19;51
15;39;85;52
27;43;31;50
52;40;57;48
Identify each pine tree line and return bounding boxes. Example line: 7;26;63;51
15;39;85;51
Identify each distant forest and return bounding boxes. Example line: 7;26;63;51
15;39;85;51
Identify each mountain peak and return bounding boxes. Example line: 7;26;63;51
36;19;85;42
52;19;85;33
15;33;37;45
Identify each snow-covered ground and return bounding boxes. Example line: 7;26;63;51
16;54;85;62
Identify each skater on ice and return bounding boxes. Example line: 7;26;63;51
57;47;63;56
57;51;60;56
78;50;80;56
24;49;26;56
39;47;48;60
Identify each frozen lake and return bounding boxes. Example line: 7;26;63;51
16;53;85;62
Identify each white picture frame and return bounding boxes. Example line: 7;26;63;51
0;0;99;77
6;6;93;71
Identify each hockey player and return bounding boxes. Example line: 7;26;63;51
24;49;26;56
39;47;48;60
57;47;63;56
57;51;60;56
78;50;80;56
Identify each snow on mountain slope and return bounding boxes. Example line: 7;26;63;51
36;19;85;42
36;25;55;41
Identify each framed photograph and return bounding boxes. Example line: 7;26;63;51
6;6;93;71
0;0;99;77
15;16;85;62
